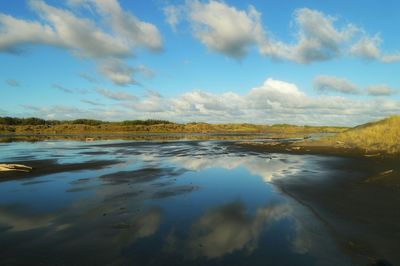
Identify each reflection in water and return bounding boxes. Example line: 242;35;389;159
171;155;304;182
113;208;161;244
0;207;63;232
166;202;292;258
164;201;315;261
189;202;289;258
0;140;350;265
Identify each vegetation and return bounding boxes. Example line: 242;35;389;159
0;116;346;135
317;115;400;154
121;119;173;126
1;115;399;155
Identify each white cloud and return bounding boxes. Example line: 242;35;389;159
366;84;396;96
186;0;265;58
90;0;162;52
350;35;381;60
381;53;400;63
18;77;400;126
350;35;400;63
313;75;360;94
164;6;183;31
0;0;161;85
168;1;398;64
259;8;357;64
314;75;397;97
96;87;136;101
134;78;399;125
97;59;137;86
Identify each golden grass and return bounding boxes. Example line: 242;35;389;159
0;122;346;135
322;116;400;154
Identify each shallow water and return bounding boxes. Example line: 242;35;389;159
0;140;354;265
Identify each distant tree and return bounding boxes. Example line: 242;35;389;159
71;119;103;126
121;119;173;126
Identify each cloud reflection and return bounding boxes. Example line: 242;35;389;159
165;201;311;259
187;202;290;258
171;155;304;182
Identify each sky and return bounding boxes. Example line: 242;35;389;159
1;0;400;126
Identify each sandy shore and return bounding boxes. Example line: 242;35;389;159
232;141;400;265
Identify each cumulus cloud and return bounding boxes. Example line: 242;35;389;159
6;79;20;87
0;0;161;85
90;0;162;52
19;77;400;126
167;1;399;63
186;0;265;58
260;8;357;63
313;75;360;94
366;84;397;96
138;78;398;125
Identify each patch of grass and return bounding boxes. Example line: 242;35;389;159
321;116;400;154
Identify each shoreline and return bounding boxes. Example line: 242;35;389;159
273;156;400;266
235;140;400;159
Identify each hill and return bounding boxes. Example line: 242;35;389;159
319;116;400;154
0;116;346;135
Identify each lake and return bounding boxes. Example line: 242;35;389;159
0;140;358;265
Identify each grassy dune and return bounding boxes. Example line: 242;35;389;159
0;117;346;135
317;116;400;154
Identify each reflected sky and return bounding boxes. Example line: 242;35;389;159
0;140;353;265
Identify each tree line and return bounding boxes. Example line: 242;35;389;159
0;117;173;126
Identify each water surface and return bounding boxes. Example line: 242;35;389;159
0;140;353;265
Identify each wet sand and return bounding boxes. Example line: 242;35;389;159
231;141;400;265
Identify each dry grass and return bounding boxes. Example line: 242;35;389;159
321;116;400;154
0;122;346;135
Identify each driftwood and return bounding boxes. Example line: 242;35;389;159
364;153;381;157
379;169;394;176
0;164;33;172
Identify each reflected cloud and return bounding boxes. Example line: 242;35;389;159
0;207;60;232
111;142;305;183
113;208;161;245
187;202;290;258
165;201;312;259
171;155;304;182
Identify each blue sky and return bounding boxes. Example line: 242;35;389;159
1;0;399;126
